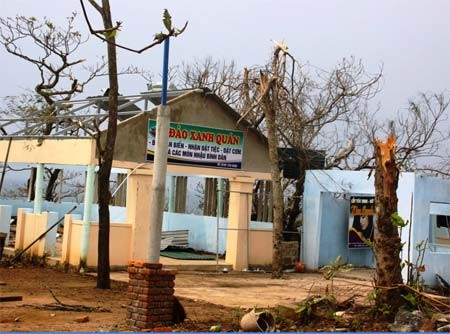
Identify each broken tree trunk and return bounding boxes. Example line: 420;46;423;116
373;134;404;312
260;71;283;278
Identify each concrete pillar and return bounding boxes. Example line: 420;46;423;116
225;176;254;270
168;175;176;213
126;169;153;262
33;163;44;214
0;205;12;244
14;208;33;251
80;164;95;271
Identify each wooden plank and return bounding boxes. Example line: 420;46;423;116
0;282;6;285
0;296;23;302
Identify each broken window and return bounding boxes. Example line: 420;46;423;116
430;212;450;253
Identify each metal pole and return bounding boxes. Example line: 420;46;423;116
33;163;44;214
215;178;223;272
246;192;250;270
80;164;95;272
161;38;170;105
168;175;176;213
148;37;171;263
217;178;224;218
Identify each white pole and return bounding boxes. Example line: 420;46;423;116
147;105;171;262
33;163;44;214
80;164;95;272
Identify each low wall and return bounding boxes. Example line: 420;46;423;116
249;228;273;266
60;213;273;268
61;215;131;268
15;209;58;257
163;212;272;255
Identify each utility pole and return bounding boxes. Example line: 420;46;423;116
147;38;171;262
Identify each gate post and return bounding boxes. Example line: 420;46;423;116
225;176;254;270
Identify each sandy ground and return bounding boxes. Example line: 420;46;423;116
0;265;375;332
109;269;373;308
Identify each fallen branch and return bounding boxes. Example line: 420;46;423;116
23;303;111;313
337;294;361;309
401;284;450;312
46;285;63;306
22;285;111;312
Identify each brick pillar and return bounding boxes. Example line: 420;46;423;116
126;261;176;331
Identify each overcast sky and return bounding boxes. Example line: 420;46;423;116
0;0;449;117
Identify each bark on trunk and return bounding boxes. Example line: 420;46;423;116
266;105;283;278
45;169;61;201
27;167;37;201
284;170;305;241
374;134;403;312
262;76;283;278
96;0;119;289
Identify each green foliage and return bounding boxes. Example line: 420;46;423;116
367;289;392;315
103;29;117;40
401;292;418;309
320;256;353;280
209;325;222;332
295;295;337;324
320;255;353;295
364;238;375;249
154;9;188;42
391;212;409;227
405;239;427;291
232;306;243;319
163;9;172;31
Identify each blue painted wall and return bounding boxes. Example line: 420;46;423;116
302;170;379;270
408;175;450;286
303;170;450;287
317;192;374;267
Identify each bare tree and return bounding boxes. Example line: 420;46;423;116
349;92;450;175
80;0;186;288
175;54;382;227
177;57;243;106
0;14;106;200
172;52;448;279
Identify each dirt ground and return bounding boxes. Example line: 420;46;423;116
0;264;396;332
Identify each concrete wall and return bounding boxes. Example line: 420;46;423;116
303;170;450;287
317;192;374;267
61;216;132;267
56;211;273;268
164;212;272;258
409;175;450;285
302;170;415;269
302;170;379;270
14;210;58;257
112;91;271;174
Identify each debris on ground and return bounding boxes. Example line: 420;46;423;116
388;309;424;332
74;315;90;323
